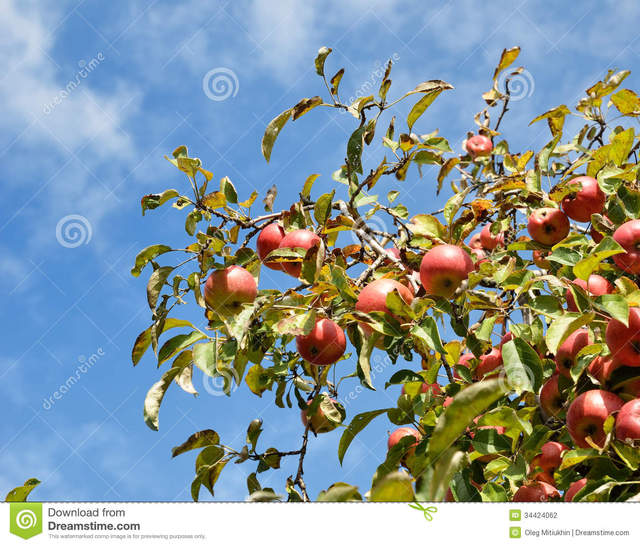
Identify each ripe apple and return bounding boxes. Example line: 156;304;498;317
480;223;504;250
278;229;322;277
355;278;414;335
296;318;346;366
527;208;570;246
204;265;257;314
468;233;483;250
540;374;564;417
420;244;474;298
533;249;552;269
537;441;569;471
605;307;640;367
387;427;421;460
613;219;640;273
566;389;624;448
465;134;493;158
588;356;616;384
474;347;503;379
615;399;640;442
401;382;442;397
443;396;453;408
555;328;591;379
513;481;560;502
561;176;605;223
300;397;339;433
564;478;587;502
256;222;286;270
565;274;614;312
499;332;514;346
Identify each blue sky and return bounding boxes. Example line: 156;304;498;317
1;0;640;501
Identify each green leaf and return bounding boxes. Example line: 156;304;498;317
480;482;509;502
571;344;604;382
131;245;172;277
611;88;640;116
411;317;446;354
262;108;292;162
144;367;181;430
273;310;317;336
317;483;362;502
314;190;335;225
609;127;635;166
595;294;629;325
192;341;218;376
407;85;451;130
146;266;173;310
314;46;332;76
338;408;389;464
545;312;594;355
370;471;415;502
248;490;282;502
355;325;376;389
385;369;425;389
132;318;194;365
573;236;625;280
471;429;511;454
415;448;465;502
5;478;41;502
172;430;220;457
301;174;320;199
427;379;507;464
141;189;179;215
158;331;207;366
347;126;366;175
246;419;263;452
330;69;345;95
443;188;470;224
501;338;543;393
559;448;600;470
220;176;238;204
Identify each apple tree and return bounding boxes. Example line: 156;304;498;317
132;46;640;502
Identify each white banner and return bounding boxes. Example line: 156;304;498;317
2;502;638;545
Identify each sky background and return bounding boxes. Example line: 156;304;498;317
1;0;640;502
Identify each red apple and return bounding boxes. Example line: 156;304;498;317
564;478;587;502
301;397;339;433
355;278;414;335
387;427;421;460
565;274;614;312
605;307;640;367
204;265;257;315
385;247;401;261
420;244;474;298
474;347;503;379
540;374;564;417
561;176;605;223
499;332;514;347
533;249;552;269
527;208;570;246
613;219;640;273
513;481;560;502
296;318;346;366
256;222;286;270
468;233;483;250
278;229;322;277
555;328;591;378
401;382;442;397
465;134;493;158
480;223;504;250
588;356;615;384
537;441;569;471
566;390;624;448
615;399;640;442
443;396;454;407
